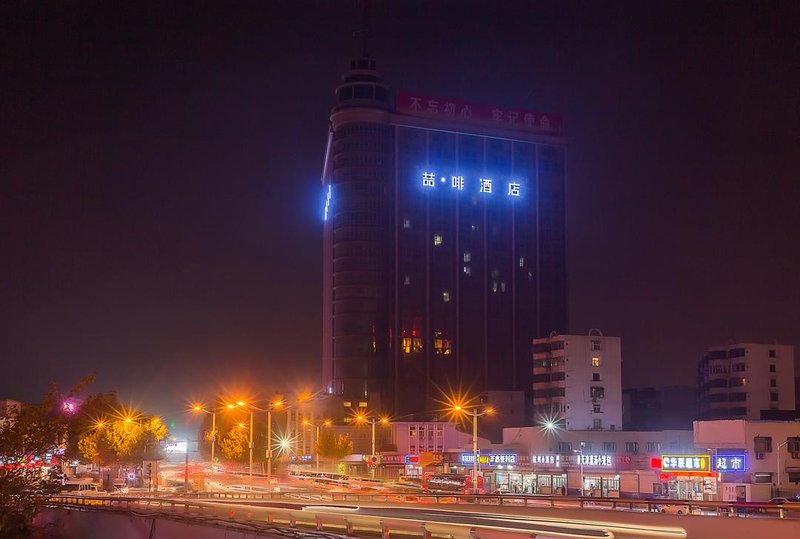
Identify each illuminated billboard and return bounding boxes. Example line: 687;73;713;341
660;454;711;473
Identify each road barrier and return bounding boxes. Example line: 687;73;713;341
49;494;683;539
107;490;800;519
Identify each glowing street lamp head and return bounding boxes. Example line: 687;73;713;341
238;422;246;429
273;400;283;408
355;414;366;423
279;439;290;449
235;401;246;407
303;419;311;426
380;416;390;425
94;420;105;429
226;403;236;409
124;417;133;424
192;405;202;413
323;420;332;427
453;404;463;412
484;407;495;415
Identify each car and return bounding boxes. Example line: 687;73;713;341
768;497;790;504
657;503;700;515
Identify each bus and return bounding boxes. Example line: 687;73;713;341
423;474;485;494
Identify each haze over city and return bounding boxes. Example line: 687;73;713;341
3;1;799;422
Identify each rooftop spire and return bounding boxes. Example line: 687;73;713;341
353;0;372;58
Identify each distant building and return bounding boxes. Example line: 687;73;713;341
532;330;622;431
478;390;526;443
321;52;568;418
698;343;796;420
623;386;697;431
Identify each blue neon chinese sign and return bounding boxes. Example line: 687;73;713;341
421;171;523;197
713;454;747;472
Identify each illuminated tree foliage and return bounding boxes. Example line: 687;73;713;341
0;384;79;537
67;392;168;466
220;426;248;461
315;430;353;460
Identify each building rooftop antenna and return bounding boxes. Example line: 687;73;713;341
353;0;372;58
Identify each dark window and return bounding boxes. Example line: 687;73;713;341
551;371;565;381
769;349;776;358
550;341;565;351
769;364;776;373
624;442;639;454
557;442;572;453
754;436;772;453
728;348;746;358
353;85;373;99
770;393;779;402
592;373;601;382
603;442;616;452
770;379;777;387
533;343;551;353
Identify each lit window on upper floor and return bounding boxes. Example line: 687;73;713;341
591;357;601;367
358;401;368;408
434;234;443;246
344;417;353;423
500;282;507;293
470;224;479;232
343;401;351;408
403;218;411;229
463;251;471;263
442;291;450;302
519;257;525;267
404;274;411;286
492;281;498;293
463;266;471;276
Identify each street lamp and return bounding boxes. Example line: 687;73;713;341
228;399;286;491
354;414;391;478
304;418;332;472
191;404;219;466
573;442;586;496
451;404;494;493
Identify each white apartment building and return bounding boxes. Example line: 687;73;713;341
532;330;622;431
698;343;795;420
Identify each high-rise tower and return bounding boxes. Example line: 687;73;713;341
322;53;567;418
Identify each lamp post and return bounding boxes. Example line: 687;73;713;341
192;405;218;466
776;438;791;496
355;414;390;478
452;404;494;493
303;419;332;472
573;442;585;496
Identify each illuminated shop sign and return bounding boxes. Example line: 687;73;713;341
660;454;711;473
396;92;564;135
459;453;517;466
531;454;561;466
422;171;523;197
576;454;613;467
323;185;332;221
714;454;747;472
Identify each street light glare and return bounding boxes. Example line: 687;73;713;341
192;405;202;412
226;403;236;409
235;401;246;407
380;416;390;424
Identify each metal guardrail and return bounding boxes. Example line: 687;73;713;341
48;495;625;539
116;490;800;519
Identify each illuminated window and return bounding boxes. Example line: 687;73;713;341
434;234;442;246
492;281;498;293
590;387;605;399
343;401;351;408
442;291;450;302
402;337;423;355
463;251;471;263
463;266;471;276
403;218;411;229
591;357;601;367
404;274;411;286
519;257;525;267
500;282;506;293
343;417;353;423
358;401;368;408
434;332;452;355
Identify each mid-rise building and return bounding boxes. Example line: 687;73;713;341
532;331;622;431
698;343;796;420
321;52;568;416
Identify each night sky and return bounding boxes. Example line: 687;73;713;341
2;1;799;424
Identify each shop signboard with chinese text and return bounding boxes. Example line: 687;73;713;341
459;453;518;466
660;454;711;473
714;454;747;472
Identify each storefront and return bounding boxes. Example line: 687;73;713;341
492;470;567;494
656;454;719;501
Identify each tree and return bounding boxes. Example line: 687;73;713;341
220;426;248;461
315;430;353;460
68;392;168;466
0;386;71;537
